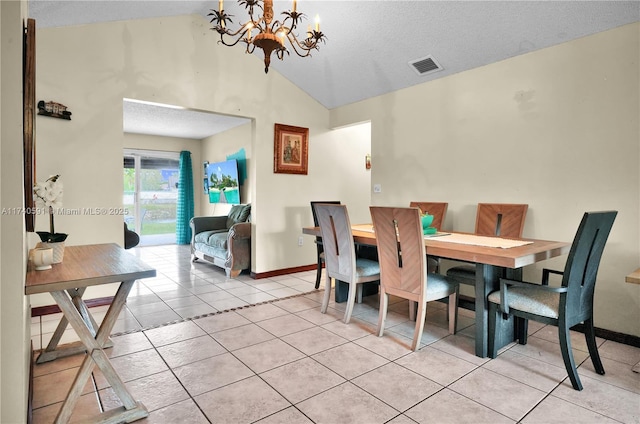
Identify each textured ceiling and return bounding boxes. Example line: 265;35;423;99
29;0;640;138
123;99;251;140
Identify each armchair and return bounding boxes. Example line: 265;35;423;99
190;204;251;277
487;211;617;390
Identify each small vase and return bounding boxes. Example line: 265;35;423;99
421;214;434;233
36;241;65;264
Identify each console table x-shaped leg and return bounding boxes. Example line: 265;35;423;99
40;280;148;424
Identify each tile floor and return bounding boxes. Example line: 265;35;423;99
31;245;640;423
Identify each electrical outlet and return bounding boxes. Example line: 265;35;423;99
298;236;304;246
373;184;382;193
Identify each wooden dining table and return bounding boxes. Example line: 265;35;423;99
303;225;571;357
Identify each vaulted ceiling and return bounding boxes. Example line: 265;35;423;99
29;1;640;137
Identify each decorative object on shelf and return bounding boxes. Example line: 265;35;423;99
37;100;72;120
273;123;308;175
208;0;327;73
34;174;68;263
365;154;371;170
29;247;54;271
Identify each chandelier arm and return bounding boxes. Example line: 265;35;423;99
286;33;321;56
286;37;314;58
218;25;251;39
208;0;325;72
268;19;286;34
217;27;251;47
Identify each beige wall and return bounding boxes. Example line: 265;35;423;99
34;14;371;277
28;134;203;308
331;23;640;337
1;2;30;422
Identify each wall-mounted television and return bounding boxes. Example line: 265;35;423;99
204;159;240;204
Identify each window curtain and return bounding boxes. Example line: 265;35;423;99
176;151;194;244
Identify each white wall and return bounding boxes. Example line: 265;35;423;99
331;23;640;337
1;2;30;422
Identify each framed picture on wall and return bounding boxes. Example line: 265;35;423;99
273;123;308;175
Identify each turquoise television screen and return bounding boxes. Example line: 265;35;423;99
205;159;240;204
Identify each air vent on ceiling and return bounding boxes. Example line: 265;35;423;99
409;55;443;76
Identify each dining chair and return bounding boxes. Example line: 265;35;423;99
409;201;448;231
370;206;458;351
310;201;341;289
314;204;380;324
446;203;528;285
487;211;617;390
409;201;448;273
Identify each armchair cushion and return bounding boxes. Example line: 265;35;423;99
194;229;227;245
488;288;560;319
206;232;229;250
226;204;251;229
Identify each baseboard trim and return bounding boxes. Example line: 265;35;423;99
571;323;640;348
251;264;316;279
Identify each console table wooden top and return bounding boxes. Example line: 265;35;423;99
25;243;156;295
626;268;640;285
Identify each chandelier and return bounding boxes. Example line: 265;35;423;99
208;0;327;73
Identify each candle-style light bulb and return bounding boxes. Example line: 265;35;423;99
307;24;312;38
219;0;223;11
293;0;297;12
315;14;320;32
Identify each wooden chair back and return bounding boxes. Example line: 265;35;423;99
314;204;356;284
475;203;528;238
370;206;426;302
409;202;448;230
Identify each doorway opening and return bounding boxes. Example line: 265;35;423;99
124;149;179;245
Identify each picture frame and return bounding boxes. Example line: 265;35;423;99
273;123;308;175
23;18;36;232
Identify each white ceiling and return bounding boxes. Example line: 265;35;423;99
29;0;640;138
123;98;251;139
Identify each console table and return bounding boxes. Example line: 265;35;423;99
26;243;156;424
